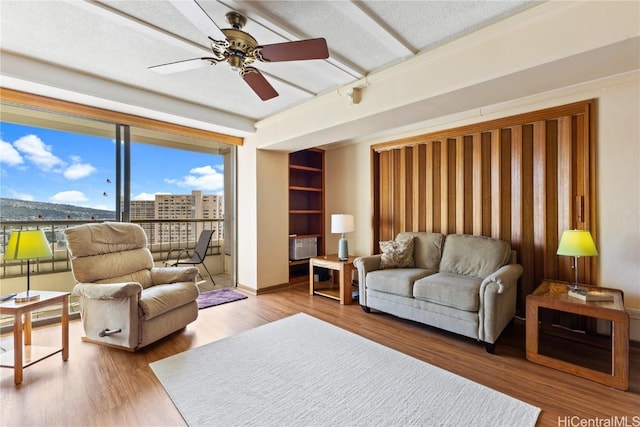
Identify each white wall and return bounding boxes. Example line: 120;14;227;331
237;143;289;293
325;72;640;340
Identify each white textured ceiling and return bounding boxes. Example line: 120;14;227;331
0;0;536;136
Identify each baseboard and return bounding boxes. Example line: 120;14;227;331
237;281;303;295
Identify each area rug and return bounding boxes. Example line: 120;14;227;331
196;288;247;309
150;313;540;427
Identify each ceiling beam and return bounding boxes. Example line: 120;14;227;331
335;1;415;57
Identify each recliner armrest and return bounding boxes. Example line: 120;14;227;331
73;282;142;300
480;264;523;293
150;266;199;284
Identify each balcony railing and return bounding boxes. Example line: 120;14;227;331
0;218;225;278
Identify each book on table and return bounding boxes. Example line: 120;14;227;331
568;289;613;302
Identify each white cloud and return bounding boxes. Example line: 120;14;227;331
50;190;88;203
5;191;35;201
13;134;64;171
64;159;96;180
0;140;23;166
133;192;158;201
165;165;224;192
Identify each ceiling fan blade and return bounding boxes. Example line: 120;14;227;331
242;68;278;101
257;38;329;62
169;0;226;41
149;58;215;74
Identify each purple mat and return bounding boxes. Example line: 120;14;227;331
197;288;247;309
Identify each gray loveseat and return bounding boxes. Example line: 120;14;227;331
354;232;522;353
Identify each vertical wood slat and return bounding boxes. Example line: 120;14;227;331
532;121;547;287
425;143;434;232
491;130;503;240
473;133;483;235
371;101;594;314
440;140;449;234
455;137;465;234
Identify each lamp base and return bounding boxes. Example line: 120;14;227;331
15;291;39;303
338;236;349;261
566;283;586;293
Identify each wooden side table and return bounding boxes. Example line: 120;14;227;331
526;280;629;390
309;255;357;305
0;291;70;385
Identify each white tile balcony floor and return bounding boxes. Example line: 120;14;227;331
196;273;233;293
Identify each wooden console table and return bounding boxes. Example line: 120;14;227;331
309;255;357;305
0;291;70;385
526;280;629;390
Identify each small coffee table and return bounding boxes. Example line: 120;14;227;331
309;255;357;305
0;291;70;384
526;280;629;390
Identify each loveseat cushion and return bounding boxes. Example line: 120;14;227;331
413;272;482;311
367;268;434;298
138;282;199;320
396;232;444;271
439;234;511;278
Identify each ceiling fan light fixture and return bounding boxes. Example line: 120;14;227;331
228;54;244;71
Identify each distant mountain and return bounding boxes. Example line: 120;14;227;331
0;198;115;221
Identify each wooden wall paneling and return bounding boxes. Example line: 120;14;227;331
478;132;492;237
575;113;595;284
447;139;458;235
454;137;464;234
378;151;392;242
370;100;594;314
543;120;559;281
412;145;422;232
431;141;441;233
532;121;548;287
499;128;513;242
371;148;381;253
462;136;474;235
557;116;573;283
393;149;402;236
401;146;413;232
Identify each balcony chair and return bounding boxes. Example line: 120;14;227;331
164;229;216;286
64;222;200;351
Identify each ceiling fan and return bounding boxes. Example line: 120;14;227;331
149;1;329;101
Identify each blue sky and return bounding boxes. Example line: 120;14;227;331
0;122;224;211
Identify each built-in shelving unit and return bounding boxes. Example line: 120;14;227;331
288;149;324;285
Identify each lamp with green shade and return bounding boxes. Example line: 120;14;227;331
557;229;598;292
4;229;53;302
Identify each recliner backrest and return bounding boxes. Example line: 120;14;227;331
65;222;154;287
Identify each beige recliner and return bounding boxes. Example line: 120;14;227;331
65;222;199;351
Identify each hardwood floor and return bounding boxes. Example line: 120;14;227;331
1;285;638;426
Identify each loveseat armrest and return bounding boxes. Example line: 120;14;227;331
480;263;523;294
478;263;523;343
150;266;199;285
354;255;382;306
72;282;142;300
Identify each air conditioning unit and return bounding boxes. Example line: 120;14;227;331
289;237;317;260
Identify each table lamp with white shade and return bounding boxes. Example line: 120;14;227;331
4;229;53;302
331;214;355;261
556;229;598;291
